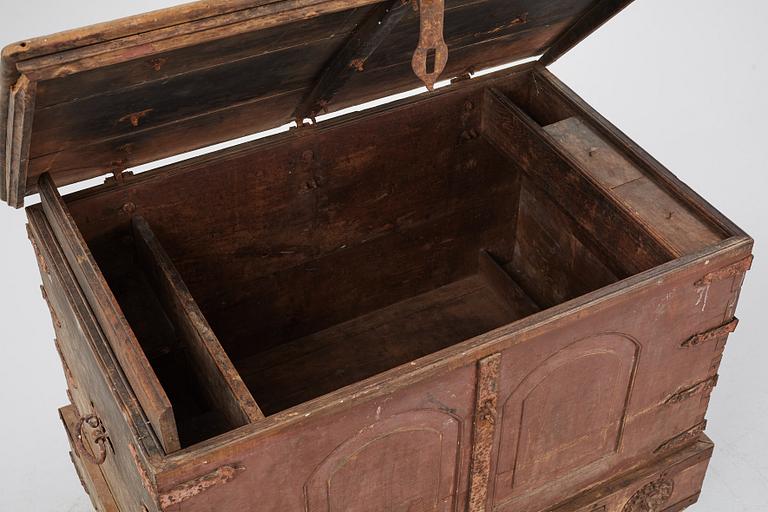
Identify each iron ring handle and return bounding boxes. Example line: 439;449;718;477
76;414;109;465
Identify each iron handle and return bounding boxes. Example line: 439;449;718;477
76;414;109;465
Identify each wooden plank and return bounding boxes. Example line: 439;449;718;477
26;90;303;192
15;0;583;81
132;215;264;426
532;67;742;238
545;116;723;256
14;0;383;80
27;1;575;159
0;52;15;202
481;87;675;274
612;177;723;256
547;435;713;512
22;0;550;114
4;75;36;208
28;40;338;158
293;0;410;121
22;24;559;193
16;2;581;197
37;173;181;454
544;117;644;189
539;0;636;66
478;250;540;317
27;207;163;510
236;275;519;414
2;1;343;62
29;8;367;110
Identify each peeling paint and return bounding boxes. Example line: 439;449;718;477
159;465;245;509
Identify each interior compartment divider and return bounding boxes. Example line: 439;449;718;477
480;87;676;276
37;173;181;453
131;215;265;426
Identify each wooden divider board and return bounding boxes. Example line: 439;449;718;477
132;215;264;426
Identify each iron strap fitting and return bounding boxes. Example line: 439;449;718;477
412;0;449;90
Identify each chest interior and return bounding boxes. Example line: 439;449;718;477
54;67;727;448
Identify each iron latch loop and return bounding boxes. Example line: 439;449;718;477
412;0;449;90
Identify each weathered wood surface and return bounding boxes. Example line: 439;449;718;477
20;17;569;199
27;207;163;511
539;0;636;66
293;0;411;121
478;249;540;317
37;173;180;454
65;87;522;360
544;116;723;256
482;86;676;275
548;434;713;512
4;74;36;208
236;273;527;415
59;404;121;512
508;177;620;308
132;215;264;426
23;64;752;512
531;66;742;237
1;0;625;204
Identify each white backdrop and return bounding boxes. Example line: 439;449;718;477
0;1;765;510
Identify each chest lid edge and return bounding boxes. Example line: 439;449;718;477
1;0;636;207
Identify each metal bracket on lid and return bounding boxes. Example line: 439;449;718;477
411;0;449;90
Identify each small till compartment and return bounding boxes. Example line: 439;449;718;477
491;70;725;257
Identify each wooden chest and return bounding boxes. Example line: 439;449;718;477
2;1;753;511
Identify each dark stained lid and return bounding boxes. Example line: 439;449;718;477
1;0;634;207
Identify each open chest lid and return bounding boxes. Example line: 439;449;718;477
1;0;634;207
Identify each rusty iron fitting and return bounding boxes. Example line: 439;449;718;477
76;414;109;465
412;0;448;90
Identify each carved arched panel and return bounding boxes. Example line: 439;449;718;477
305;410;461;512
493;334;639;505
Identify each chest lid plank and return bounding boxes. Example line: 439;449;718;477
1;0;635;207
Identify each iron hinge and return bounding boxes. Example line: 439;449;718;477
103;169;134;186
680;318;739;349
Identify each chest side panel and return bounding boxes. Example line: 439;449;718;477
156;366;477;512
27;207;163;512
